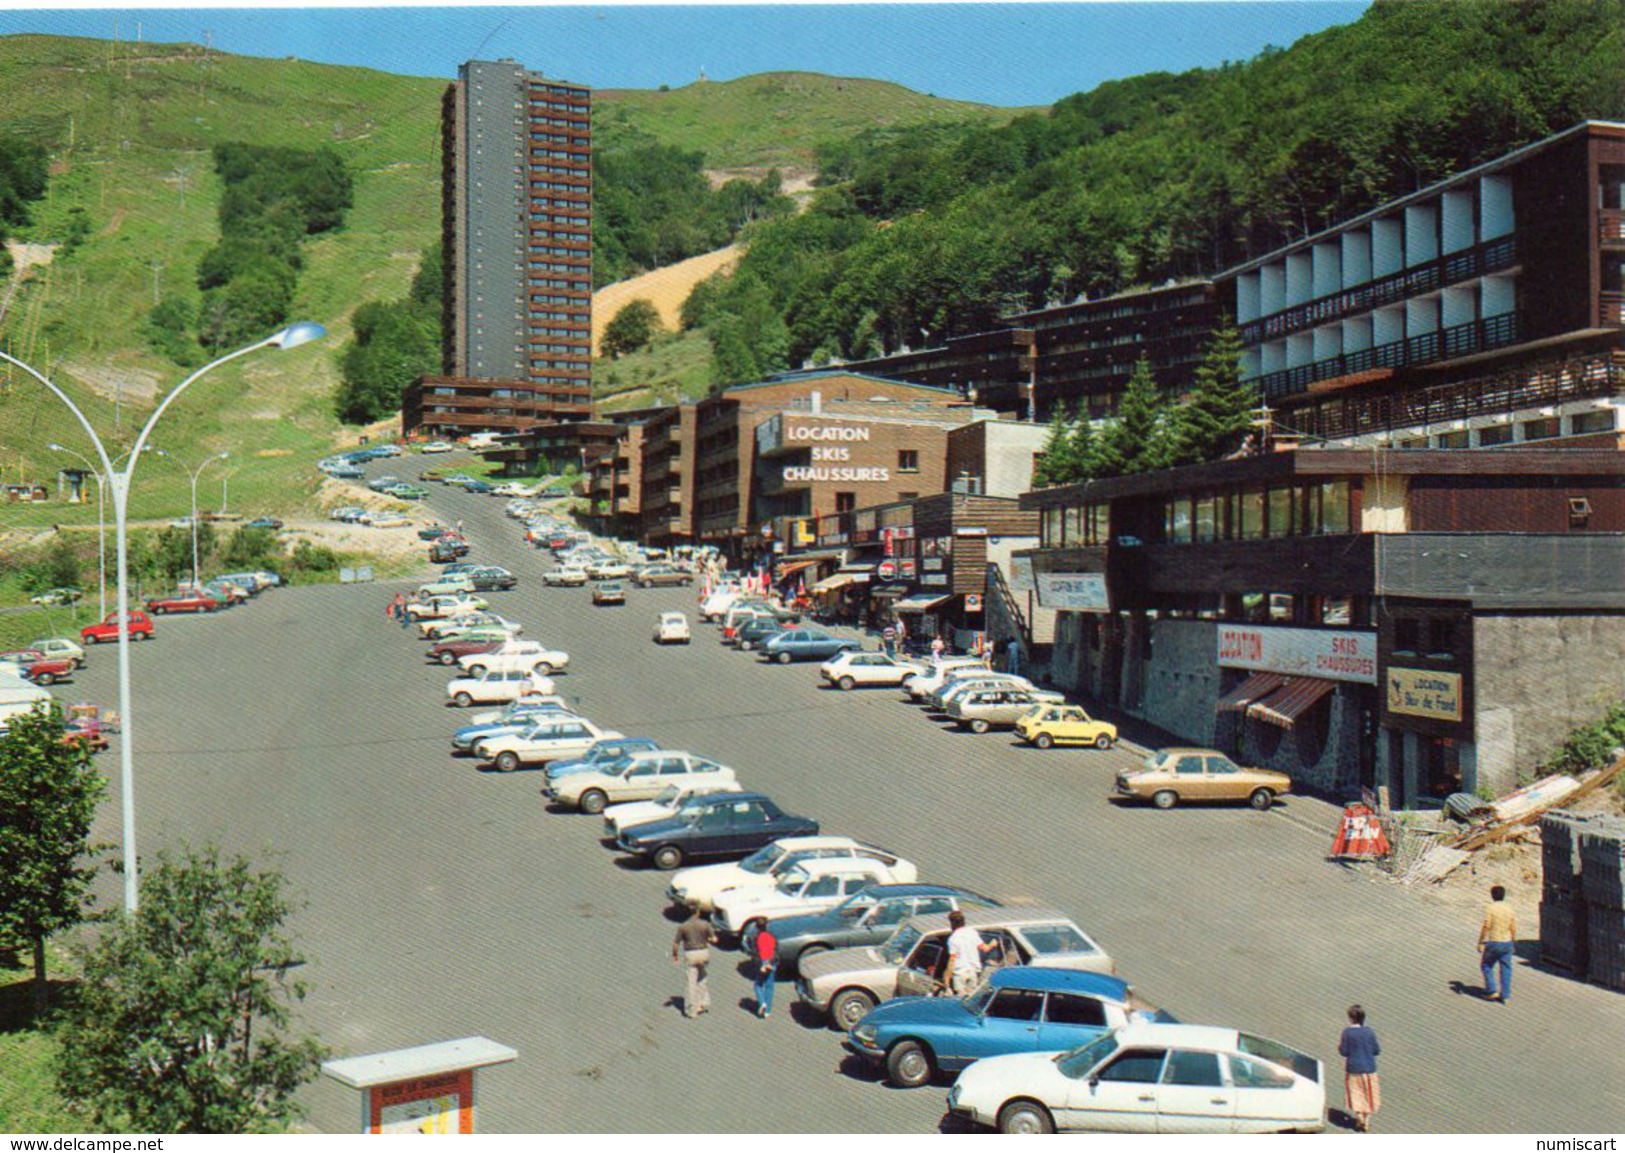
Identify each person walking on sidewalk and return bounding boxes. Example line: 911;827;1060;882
1337;1004;1381;1132
672;909;716;1019
1477;883;1518;1002
1005;637;1022;676
752;922;778;1018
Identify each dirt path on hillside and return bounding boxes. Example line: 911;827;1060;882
591;245;740;354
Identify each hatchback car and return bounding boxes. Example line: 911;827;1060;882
476;717;623;773
654;612;692;644
544;567;588;587
592;581;626;606
1116;748;1292;811
445;668;555;708
547;750;733;813
1016;704;1119;750
848;967;1167;1089
760;628;861;665
821;651;927;690
769;884;1003;974
946;1022;1326;1134
712;858;898;939
668;836;918;914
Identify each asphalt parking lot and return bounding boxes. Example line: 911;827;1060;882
68;464;1625;1133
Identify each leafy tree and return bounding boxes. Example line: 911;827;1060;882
335;298;439;424
144;296;202;368
0;703;105;1016
1094;358;1174;477
600;299;662;359
0;137;48;230
18;536;84;594
1167;321;1258;466
54;846;328;1133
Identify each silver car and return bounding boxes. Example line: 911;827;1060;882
946;689;1054;733
796;905;1114;1031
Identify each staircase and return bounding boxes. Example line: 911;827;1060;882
985;562;1055;678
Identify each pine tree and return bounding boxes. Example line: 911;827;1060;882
1169;320;1257;466
1095;357;1173;477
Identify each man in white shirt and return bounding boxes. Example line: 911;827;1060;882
944;909;993;996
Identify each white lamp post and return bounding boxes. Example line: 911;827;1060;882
152;449;229;590
0;320;326;912
48;442;109;618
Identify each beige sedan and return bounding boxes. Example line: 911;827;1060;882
1115;747;1292;810
945;688;1060;733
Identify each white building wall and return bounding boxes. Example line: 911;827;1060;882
1312;242;1341;297
1481;175;1515;239
1372;217;1405;277
1404;203;1439;266
1260;263;1286;316
1442;189;1477;254
1236;272;1262;324
1285;252;1313;307
1341;229;1372;288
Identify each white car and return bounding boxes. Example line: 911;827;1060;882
936;675;1062;712
586;560;634;580
546;750;736;814
419;612;523;641
446;669;556;708
475;717;623;773
25;637;86;667
369;514;412;529
820;651;927;690
654;612;692;644
406;593;484;621
602;778;743;837
906;657;996;700
543;567;589;587
711;858;898;936
946;1022;1327;1135
468;695;571;726
458;640;570;677
421;441;456;453
699;585;744;621
417;576;477;598
667;835;919;913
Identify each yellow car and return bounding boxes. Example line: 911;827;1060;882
1115;747;1293;811
1014;704;1119;750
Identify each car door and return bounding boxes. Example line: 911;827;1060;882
1225;1053;1299;1133
1203;754;1245;802
619;757;661;799
1058;1047;1167;1133
1172;753;1210;799
895;931;950;997
800;872;843;909
1156;1049;1234;1134
961;986;1046;1061
1035;990;1110;1053
720;800;776;854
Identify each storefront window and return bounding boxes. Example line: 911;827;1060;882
1320;481;1350;534
1042;507;1062;546
1086;503;1109;545
1064;505;1084;545
1194;495;1218;543
1167;498;1193;544
1239;489;1265;540
1268;593;1295;622
1267;487;1293;537
1321;597;1353;626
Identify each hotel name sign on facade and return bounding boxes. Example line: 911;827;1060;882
761;415;894;484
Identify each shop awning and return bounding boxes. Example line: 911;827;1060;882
775;558;824;580
1214;672;1285;713
810;572;861;593
1246;677;1337;729
894;593;952;613
870;584;911;598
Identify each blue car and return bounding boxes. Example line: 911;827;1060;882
451;703;580;753
759;628;862;665
845;967;1170;1089
542;736;662;783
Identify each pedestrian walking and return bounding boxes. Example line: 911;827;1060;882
944;909;993;996
881;624;897;658
1337;1004;1381;1132
1477;883;1518;1002
385;592;401;624
672;909;716;1019
930;634;946;661
895;616;908;653
752;922;778;1018
1006;637;1022;676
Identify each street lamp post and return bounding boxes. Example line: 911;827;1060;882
0;321;325;913
153;449;229;590
48;443;107;618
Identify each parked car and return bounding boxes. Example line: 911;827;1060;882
27;637;87;666
467;566;517;591
796;906;1115;1031
905;657;994;700
477;716;624;773
458;695;581;736
539;735;664;780
417;576;478;599
932;674;1059;713
445;668;555;708
712;858;901;939
424;617;523;643
635;564;693;588
421;441;456;453
146;590;221;614
946;1022;1326;1134
80;611;154;644
849;967;1168;1089
768;884;1004;975
603;778;743;837
458;640;569;677
200;580;248;607
654;612;692;644
369;514;412;529
429;538;469;563
29;587;82;605
946;688;1067;733
585;559;633;580
592;581;626;606
245;517;284;530
427;638;502;667
821;651;928;690
407;594;486;623
1015;704;1119;750
699;585;744;621
216;571;273;594
419;525;451;540
668;835;918;914
0;652;75;686
546;750;733;813
1115;748;1293;811
544;567;589;587
760;628;861;665
615;792;820;871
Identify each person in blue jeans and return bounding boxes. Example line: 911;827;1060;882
1477;883;1518;1002
753;924;778;1018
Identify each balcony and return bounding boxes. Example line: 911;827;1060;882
1601;211;1625;246
1256;312;1519;400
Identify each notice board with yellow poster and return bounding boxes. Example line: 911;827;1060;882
322;1036;517;1135
1386;668;1463;722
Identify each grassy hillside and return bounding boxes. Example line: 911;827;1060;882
596;71;1030;170
593;328;713;411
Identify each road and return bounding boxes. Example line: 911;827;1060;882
67;460;1625;1134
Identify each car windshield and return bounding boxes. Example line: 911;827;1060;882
774;869;811;895
652;784;683;805
1057;1033;1121;1081
740;844;786;874
880;924;923;965
961;984;998;1016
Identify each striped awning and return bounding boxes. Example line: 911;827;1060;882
1215;672;1285;713
1246;677;1337;730
810;572;861;593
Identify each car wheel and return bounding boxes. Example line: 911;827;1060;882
1152;789;1178;810
84;634;100;644
969;718;991;734
886;1039;936;1089
467;664;486;677
1094;733;1114;750
438;651;458;666
34;672;54;686
136;631;150;641
997;1100;1055;1135
1033;732;1055;750
454;691;473;708
532;662;553;676
774;651;792;665
1249;787;1276;811
830;988;877;1031
738;640;752;651
837;675;856;691
652;844;684;871
496;751;520;773
795;943;829;969
579;789;608;815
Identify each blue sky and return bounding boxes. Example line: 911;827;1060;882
0;3;1368;107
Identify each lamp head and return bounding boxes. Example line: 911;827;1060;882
268;321;326;350
48;443;64;452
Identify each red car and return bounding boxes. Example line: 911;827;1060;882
0;651;75;686
80;611;155;644
146;591;221;614
426;638;502;667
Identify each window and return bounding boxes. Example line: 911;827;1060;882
1228;1054;1295;1089
898;449;919;473
1019;923;1092;956
804;875;841;898
1267;487;1293;536
1320;481;1350;534
1478;423;1513;447
1164;1050;1225;1087
1064;505;1084;543
1044;992;1108;1027
912;897;953;918
985;989;1046;1021
1205;755;1238;775
836;493;856;513
1571;410;1615;436
1166;498;1193;544
1394;618;1420;655
1194;495;1218;542
1175;755;1205;775
1043;506;1063;546
1239;489;1265;540
1521;417;1561;441
1436;430;1470;448
1099;1049;1168;1084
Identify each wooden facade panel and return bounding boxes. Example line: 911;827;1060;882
1130;535;1375;600
952;536;988;594
1408;475;1625;532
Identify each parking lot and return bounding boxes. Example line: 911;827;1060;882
67;467;1625;1133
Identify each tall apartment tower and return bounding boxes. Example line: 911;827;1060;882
404;58;593;439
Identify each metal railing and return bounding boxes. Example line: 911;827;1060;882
1257;312;1519;400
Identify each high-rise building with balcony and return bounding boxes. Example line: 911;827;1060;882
403;58;592;440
